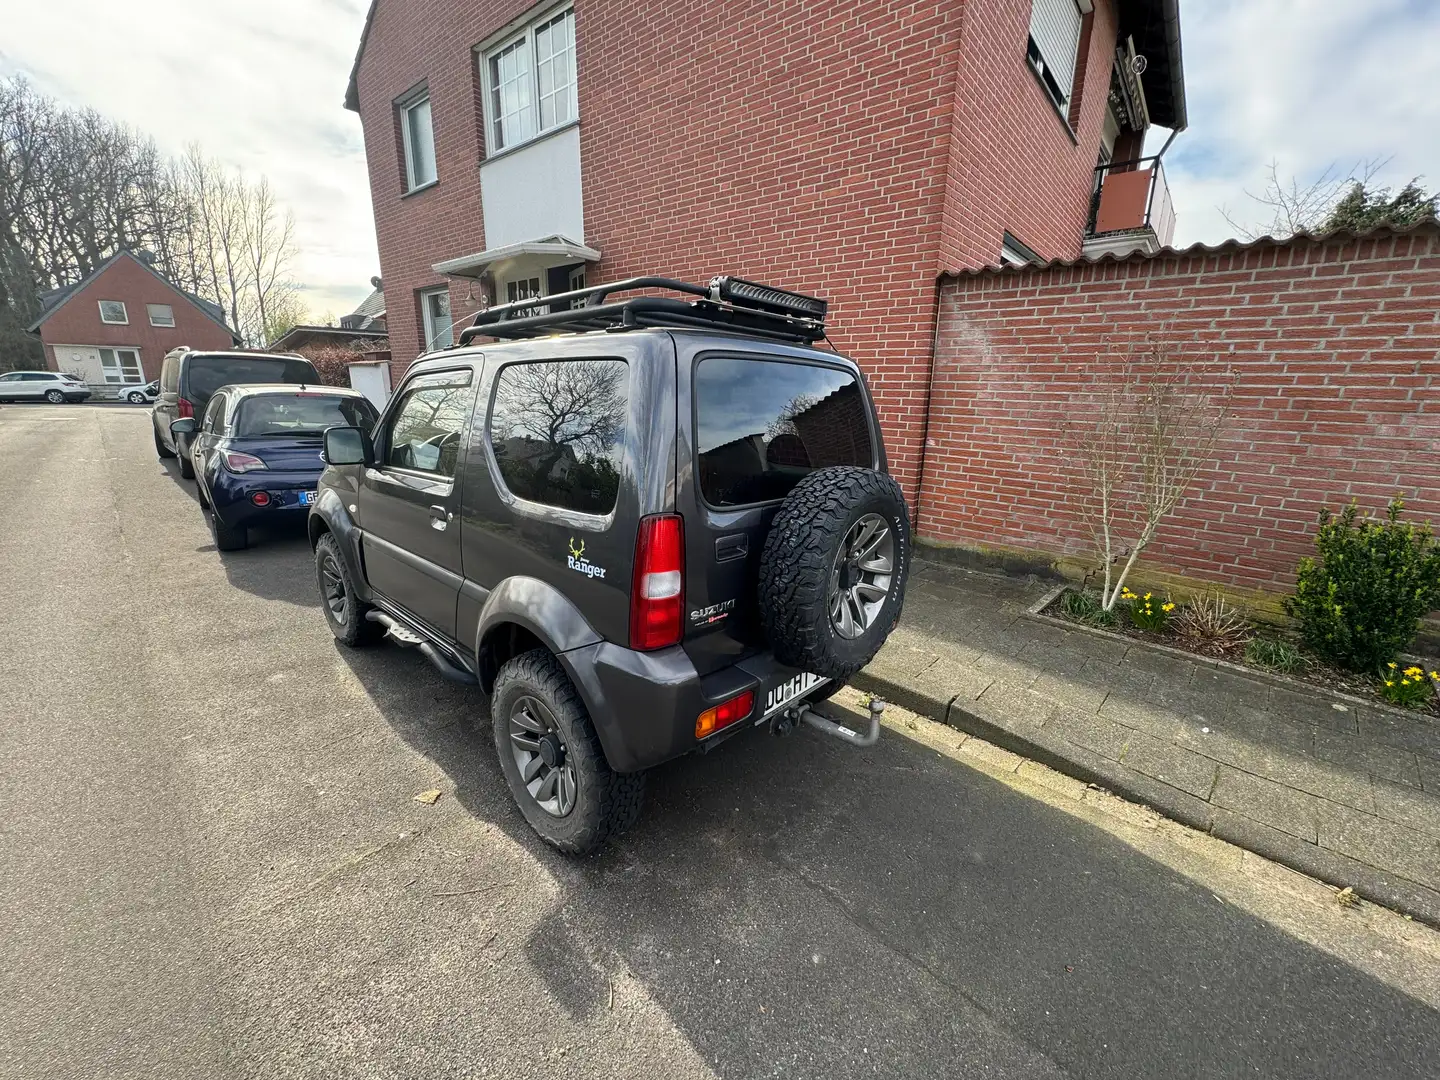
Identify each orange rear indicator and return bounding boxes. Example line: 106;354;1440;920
695;690;755;740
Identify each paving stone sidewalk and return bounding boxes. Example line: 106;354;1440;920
854;558;1440;926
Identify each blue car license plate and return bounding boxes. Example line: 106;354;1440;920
298;490;318;506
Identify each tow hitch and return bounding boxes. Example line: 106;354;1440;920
772;695;885;747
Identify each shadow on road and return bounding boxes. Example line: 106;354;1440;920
335;641;1440;1079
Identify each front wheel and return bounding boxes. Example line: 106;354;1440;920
315;534;381;646
177;438;195;479
44;389;65;404
128;391;146;403
492;649;645;855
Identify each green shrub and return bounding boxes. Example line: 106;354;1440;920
1058;588;1116;628
1287;498;1440;673
1245;636;1301;673
1378;662;1437;709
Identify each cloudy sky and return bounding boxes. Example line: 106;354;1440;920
2;0;1437;316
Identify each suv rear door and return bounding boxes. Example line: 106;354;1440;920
676;342;881;677
357;366;478;642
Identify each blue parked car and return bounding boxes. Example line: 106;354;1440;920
172;384;380;551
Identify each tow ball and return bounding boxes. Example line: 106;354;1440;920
771;695;885;747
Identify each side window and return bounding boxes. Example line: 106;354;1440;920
202;394;226;433
383;371;474;478
488;359;627;515
161;357;180;394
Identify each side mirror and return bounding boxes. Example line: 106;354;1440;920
323;425;374;467
170;418;198;437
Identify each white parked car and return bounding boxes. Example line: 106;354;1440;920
116;379;159;404
0;370;92;403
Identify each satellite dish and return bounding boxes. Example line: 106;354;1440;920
1131;53;1148;75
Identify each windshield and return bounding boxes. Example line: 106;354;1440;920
234;393;379;437
184;357;319;403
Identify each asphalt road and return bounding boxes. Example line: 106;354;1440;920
3;405;1438;1079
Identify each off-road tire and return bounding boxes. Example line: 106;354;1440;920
209;509;248;552
758;466;910;681
492;649;645;855
315;533;381;646
154;426;176;459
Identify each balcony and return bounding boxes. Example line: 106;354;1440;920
1083;156;1176;260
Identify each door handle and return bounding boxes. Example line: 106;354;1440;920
430;504;452;531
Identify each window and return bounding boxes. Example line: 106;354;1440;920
98;300;128;324
234;393;379;436
420;287;453;350
489;359;626;515
696;357;873;507
567;266;586;292
99;348;143;383
483;6;576;152
1000;231;1040;266
505;276;544;316
147;304;175;327
1026;0;1084;108
202;394;227;434
384;371;474;477
183;355;320;406
400;93;437;191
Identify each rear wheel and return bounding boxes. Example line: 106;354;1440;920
208;509;248;552
315;534;381;646
492;649;645;855
44;389;64;404
154;426;176;459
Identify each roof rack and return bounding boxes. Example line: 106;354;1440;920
456;276;828;346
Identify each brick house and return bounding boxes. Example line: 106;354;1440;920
28;250;239;388
344;0;1187;505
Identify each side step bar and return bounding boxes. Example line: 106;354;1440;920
365;610;478;686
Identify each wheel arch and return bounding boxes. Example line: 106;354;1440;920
309;490;370;604
473;576;604;694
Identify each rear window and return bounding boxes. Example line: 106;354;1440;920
183;356;319;402
696;356;872;507
234;393;379;437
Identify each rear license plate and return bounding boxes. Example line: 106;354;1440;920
298;490;318;506
761;672;829;719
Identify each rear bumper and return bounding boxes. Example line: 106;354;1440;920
211;471;321;529
559;642;824;773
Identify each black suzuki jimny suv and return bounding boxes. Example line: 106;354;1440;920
308;276;910;853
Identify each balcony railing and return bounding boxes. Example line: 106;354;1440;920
1086;156;1175;248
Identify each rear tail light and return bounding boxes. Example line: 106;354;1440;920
250;491;271;507
221;450;268;473
177;398;194;418
695;690;755;740
630;514;684;651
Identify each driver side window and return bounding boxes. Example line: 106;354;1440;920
383;371;474;478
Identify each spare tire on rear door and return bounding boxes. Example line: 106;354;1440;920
757;466;910;681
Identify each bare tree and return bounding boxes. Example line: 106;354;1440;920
1064;337;1235;610
1220;158;1388;240
241;175;299;345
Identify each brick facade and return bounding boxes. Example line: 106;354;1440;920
35;253;236;381
350;0;1138;503
923;225;1440;601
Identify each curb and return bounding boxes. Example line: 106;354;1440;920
852;666;1440;931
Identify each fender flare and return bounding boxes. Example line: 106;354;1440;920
307;489;371;604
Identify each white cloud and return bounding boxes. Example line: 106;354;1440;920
1155;0;1440;245
1;0;376;315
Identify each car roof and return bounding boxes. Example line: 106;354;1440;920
178;350;310;364
221;383;366;398
3;370;65;376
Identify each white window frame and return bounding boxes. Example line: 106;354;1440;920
1026;0;1088;110
567;266;586;292
98;300;128;325
419;286;453;351
147;303;175;327
400;92;437;192
98;347;143;384
480;4;577;155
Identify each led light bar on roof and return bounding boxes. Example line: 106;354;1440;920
709;276;828;320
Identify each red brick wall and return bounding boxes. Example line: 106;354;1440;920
922;227;1440;595
352;0;1124;505
37;255;235;380
938;0;1119;269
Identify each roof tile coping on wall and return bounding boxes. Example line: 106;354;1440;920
943;217;1440;280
